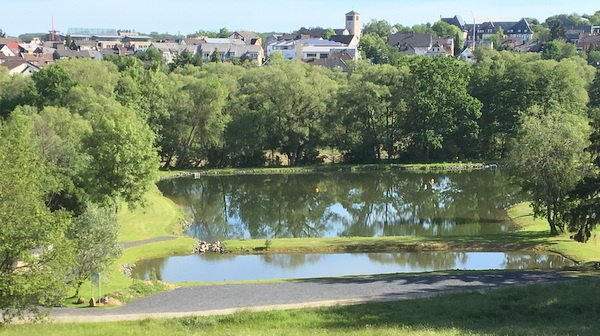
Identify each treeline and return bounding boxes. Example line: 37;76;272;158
0;51;597;169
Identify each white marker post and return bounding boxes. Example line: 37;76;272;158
91;271;101;303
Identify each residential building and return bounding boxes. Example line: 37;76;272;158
229;31;262;45
388;33;432;56
122;35;152;51
195;38;264;63
577;34;600;53
0;59;39;75
53;49;103;60
149;42;188;63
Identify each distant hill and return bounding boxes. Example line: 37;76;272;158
18;33;45;42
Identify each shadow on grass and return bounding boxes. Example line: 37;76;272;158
300;276;600;335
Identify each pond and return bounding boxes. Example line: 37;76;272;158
132;252;574;283
157;169;519;241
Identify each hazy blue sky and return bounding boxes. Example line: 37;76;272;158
1;0;598;36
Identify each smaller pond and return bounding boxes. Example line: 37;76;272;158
132;252;574;283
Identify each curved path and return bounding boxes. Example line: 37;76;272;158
49;271;573;323
121;236;178;249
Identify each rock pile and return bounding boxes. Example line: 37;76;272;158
194;240;228;254
122;263;136;278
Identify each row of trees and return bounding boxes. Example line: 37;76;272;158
0;49;597;168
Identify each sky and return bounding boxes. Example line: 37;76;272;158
1;0;598;37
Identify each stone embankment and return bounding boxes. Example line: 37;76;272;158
159;164;500;180
193;240;229;254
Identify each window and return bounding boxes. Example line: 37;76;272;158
347;15;354;21
320;53;328;58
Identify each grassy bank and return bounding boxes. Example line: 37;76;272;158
3;275;600;336
221;203;600;265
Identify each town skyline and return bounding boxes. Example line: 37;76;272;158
1;0;599;37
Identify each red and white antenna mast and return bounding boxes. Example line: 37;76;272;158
51;16;55;41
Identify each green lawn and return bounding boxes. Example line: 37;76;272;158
117;185;185;242
508;202;600;264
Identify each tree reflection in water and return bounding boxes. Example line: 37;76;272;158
157;170;519;241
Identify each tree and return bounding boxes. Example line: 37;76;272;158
0;67;38;118
507;109;591;235
404;56;482;161
166;76;228;168
235;61;338;166
217;27;231;38
547;18;566;40
29;106;92;213
542;40;578;61
0;28;6;38
589;69;600;108
31;64;77;106
323;28;336;40
588;50;600;67
135;46;163;63
565;108;600;242
564;71;600;242
337;63;409;162
60;58;120;97
65;34;72;47
583;10;600;25
66;204;122;295
169;51;203;71
358;34;402;65
82;102;159;208
0;111;74;322
210;48;221;63
362;19;393;38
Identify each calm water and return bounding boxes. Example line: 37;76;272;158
132;252;573;282
157;170;519;240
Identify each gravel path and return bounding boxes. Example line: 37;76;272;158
49;271;573;323
121;236;178;249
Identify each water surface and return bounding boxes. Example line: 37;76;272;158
157;170;518;240
132;252;572;282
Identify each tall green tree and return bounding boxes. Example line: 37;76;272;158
165;75;228;168
29;106;92;213
564;71;600;242
0;67;38;118
337;63;409;162
66;204;122;295
507;108;591;235
0;111;74;322
31;64;77;106
237;61;338;165
404;56;482;161
358;34;403;65
82;102;159;208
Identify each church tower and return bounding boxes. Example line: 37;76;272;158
345;11;361;38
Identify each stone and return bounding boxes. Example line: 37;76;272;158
89;297;96;307
76;297;85;304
